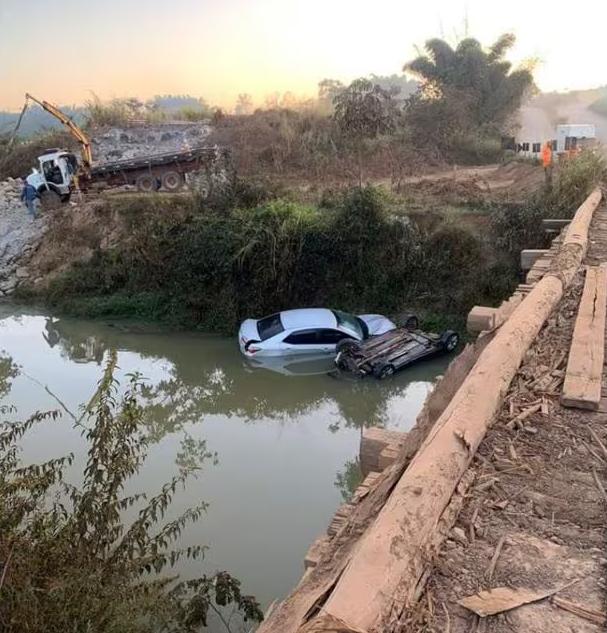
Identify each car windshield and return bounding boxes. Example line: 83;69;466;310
332;310;365;339
257;313;285;341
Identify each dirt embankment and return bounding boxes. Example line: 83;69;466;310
20;193;193;292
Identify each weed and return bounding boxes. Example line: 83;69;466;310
0;355;262;632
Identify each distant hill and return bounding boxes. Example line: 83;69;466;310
0;95;211;139
0;105;85;138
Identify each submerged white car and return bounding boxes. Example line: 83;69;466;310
238;308;396;357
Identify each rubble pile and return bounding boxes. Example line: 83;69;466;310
0;177;47;296
92;122;211;164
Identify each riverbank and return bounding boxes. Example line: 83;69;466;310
3;154;603;337
10;182;516;334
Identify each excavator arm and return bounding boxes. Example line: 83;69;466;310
25;93;92;172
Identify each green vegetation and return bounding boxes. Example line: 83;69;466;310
404;34;534;161
28;186;514;333
0;353;262;633
490;151;606;259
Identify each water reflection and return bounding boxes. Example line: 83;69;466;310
0;308;449;613
41;315;447;434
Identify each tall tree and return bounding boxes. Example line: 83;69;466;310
234;93;254;116
403;34;534;154
332;78;398;184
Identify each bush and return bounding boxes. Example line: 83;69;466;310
38;184;514;331
542;151;606;218
0;355;262;632
490;150;606;265
179;107;211;122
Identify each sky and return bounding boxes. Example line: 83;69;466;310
1;0;606;111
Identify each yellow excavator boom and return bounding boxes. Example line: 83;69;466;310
25;93;92;173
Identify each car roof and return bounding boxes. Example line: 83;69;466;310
279;308;337;330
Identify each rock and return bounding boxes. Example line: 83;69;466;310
0;278;17;294
15;267;29;279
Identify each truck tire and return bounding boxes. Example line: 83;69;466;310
162;171;183;192
136;175;155;192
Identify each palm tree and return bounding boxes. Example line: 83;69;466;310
404;34;534;127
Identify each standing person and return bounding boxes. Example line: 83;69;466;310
20;180;39;219
542;141;553;189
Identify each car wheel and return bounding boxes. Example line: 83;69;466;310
396;313;419;330
336;339;362;355
439;330;459;352
404;315;419;330
373;361;395;380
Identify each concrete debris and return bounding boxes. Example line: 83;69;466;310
0;177;48;297
91;123;211;165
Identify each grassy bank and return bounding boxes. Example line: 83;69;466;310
21;153;604;334
21;186;511;334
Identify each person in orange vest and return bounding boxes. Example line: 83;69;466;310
542;141;553;188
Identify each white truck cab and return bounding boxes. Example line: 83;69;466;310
26;149;79;200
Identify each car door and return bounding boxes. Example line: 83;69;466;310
317;328;355;351
280;329;325;355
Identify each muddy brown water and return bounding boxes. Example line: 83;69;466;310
0;306;449;629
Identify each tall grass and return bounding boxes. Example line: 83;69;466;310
36;186;513;331
491;150;606;260
85;95;168;128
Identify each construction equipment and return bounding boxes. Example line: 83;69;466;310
25;93;92;173
12;93;222;203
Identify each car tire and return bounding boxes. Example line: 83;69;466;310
439;330;459;352
396;312;419;330
336;339;362;354
373;361;395;380
404;314;419;330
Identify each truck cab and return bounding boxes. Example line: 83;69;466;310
26;149;79;201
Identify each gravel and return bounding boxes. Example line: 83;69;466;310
0;177;48;296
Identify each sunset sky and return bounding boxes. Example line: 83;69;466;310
1;0;605;111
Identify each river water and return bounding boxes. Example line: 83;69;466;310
0;305;449;627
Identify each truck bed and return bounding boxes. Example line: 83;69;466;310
90;145;218;176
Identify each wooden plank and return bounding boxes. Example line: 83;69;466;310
542;218;571;230
360;428;406;475
521;249;549;271
561;264;607;410
467;306;497;333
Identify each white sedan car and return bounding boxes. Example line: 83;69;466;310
238;308;396;357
